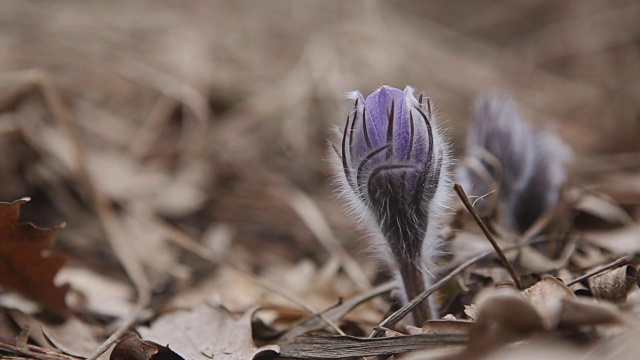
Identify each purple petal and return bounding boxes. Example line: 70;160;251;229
364;86;405;151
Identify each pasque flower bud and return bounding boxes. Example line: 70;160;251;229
458;93;536;217
332;86;451;325
459;93;571;232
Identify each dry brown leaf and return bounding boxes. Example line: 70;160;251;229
588;265;637;303
473;287;544;335
137;303;279;360
522;277;623;330
465;287;544;357
9;309;102;358
523;276;575;329
110;334;184;360
0;198;69;317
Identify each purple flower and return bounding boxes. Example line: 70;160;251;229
459;93;571;232
333;86;451;324
509;128;571;231
463;93;536;209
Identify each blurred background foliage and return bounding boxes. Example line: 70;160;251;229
0;0;638;277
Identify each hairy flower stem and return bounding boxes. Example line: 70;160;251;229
397;257;430;325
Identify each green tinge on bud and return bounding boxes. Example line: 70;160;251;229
332;85;451;325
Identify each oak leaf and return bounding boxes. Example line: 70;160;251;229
0;198;70;317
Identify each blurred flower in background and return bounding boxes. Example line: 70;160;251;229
458;93;572;233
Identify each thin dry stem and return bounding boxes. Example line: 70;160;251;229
454;183;523;289
567;256;630;287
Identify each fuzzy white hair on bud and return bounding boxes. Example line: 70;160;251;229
330;85;452;325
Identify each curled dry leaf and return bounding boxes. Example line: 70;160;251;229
523;276;575;330
522;277;623;330
588;265;637;303
0;198;69;317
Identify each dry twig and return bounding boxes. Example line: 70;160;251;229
454;183;522;289
567;256;630;287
